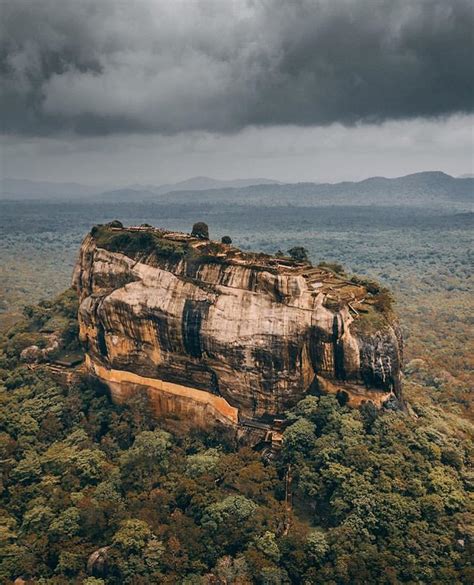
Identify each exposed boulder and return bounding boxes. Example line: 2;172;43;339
73;224;403;432
87;546;110;577
20;334;60;363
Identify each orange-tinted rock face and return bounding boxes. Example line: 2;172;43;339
73;225;403;429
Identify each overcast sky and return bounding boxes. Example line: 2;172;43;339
1;0;473;185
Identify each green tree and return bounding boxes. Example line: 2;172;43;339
191;222;209;240
287;247;310;263
113;519;153;554
282;418;317;457
119;429;172;490
11;450;42;484
48;507;81;539
185;448;221;477
305;529;329;564
203;495;258;532
254;531;281;562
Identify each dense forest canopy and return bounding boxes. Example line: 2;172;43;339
0;196;472;583
0;285;472;584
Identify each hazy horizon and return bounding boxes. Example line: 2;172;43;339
2;117;473;186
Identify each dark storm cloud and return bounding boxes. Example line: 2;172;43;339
1;0;473;136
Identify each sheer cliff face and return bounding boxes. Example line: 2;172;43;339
73;225;403;428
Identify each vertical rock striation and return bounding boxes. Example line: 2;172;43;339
73;224;403;430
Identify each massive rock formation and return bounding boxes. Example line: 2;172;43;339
73;223;403;432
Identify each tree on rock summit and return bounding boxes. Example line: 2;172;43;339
191;222;209;239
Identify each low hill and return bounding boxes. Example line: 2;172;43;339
0;176;280;200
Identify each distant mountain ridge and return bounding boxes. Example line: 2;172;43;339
2;172;472;209
99;171;473;210
136;176;282;193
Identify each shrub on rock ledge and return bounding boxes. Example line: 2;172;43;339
107;220;123;229
287;246;310;263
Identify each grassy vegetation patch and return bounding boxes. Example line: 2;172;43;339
349;275;395;317
92;225;187;262
351;304;392;336
318;261;346;275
